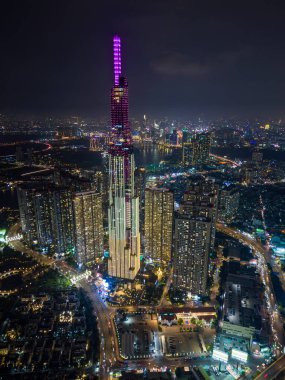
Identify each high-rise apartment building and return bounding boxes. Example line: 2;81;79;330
219;186;240;223
49;188;74;255
252;150;263;163
17;184;74;255
244;167;259;185
182;142;192;166
73;191;104;266
135;167;147;233
144;188;173;266
192;133;211;165
108;36;141;280
173;182;218;296
17;185;38;246
182;129;189;144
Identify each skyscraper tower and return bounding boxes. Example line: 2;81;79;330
73;191;104;266
17;184;75;255
108;35;141;280
173;182;218;296
192;133;211;165
144;188;173;267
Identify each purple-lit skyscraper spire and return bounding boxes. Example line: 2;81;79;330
108;35;140;280
113;35;121;86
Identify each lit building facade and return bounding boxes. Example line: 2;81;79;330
144;188;173;266
252;150;263;163
173;182;218;295
192;133;211;165
73;191;104;266
17;184;74;255
90;135;111;152
135;167;147;233
182;142;192;166
108;35;141;280
219;186;240;223
17;185;38;246
50;188;74;254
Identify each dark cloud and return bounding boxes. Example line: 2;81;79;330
151;53;210;76
151;46;250;77
0;0;285;118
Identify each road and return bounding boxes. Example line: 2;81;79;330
80;280;119;378
216;223;284;352
7;223;118;380
7;223;55;266
7;222;285;379
254;354;285;380
158;266;173;307
6;226;220;377
210;153;240;167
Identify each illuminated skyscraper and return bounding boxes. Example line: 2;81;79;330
108;35;141;280
252;150;263;163
17;185;38;246
144;188;173;267
219;186;239;223
182;142;192;166
17;184;74;255
192;133;211;165
173;182;218;295
50;187;74;255
73;191;104;266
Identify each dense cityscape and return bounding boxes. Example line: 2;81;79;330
1;2;285;380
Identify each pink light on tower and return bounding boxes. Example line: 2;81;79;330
113;35;121;86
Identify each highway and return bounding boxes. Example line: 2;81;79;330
216;223;284;352
209;153;240;167
254;354;285;379
80;280;118;378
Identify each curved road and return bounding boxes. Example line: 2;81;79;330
216;223;284;351
7;222;285;379
7;223;118;380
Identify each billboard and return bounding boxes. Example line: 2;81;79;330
212;349;229;363
231;349;248;363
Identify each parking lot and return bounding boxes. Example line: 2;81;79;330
116;312;159;359
160;325;215;357
115;311;216;360
162;331;201;356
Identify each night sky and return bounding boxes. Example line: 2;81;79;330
1;0;285;119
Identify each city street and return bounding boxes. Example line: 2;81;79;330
254;354;285;380
7;222;285;379
216;223;285;351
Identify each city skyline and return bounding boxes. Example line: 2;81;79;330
1;3;285;380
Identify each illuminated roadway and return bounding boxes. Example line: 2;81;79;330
254;354;285;379
7;222;285;378
79;280;119;379
0;141;52;158
7;223;118;380
158;266;173;307
216;222;284;351
209;153;240;167
6;225;215;377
